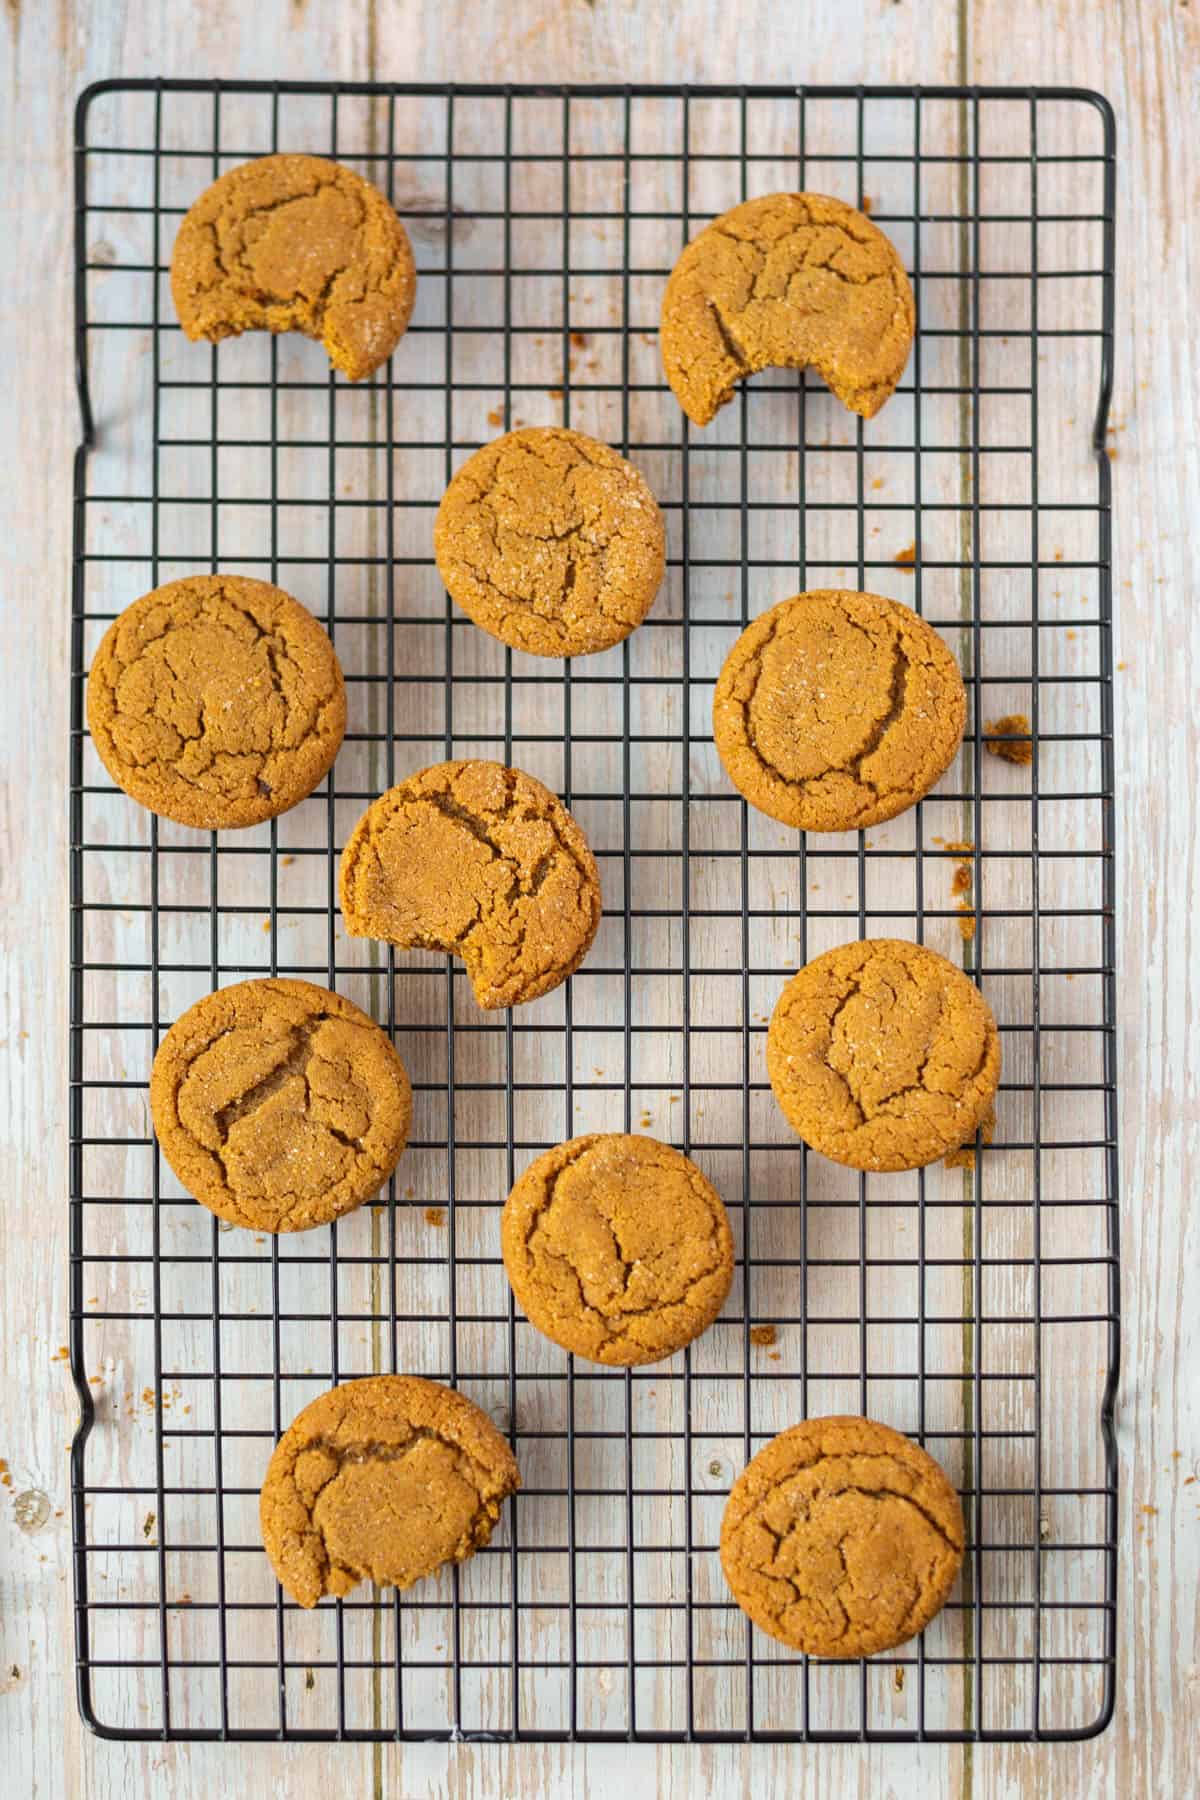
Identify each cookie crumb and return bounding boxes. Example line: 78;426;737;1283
143;1511;156;1539
281;855;295;867
486;407;504;427
957;909;976;941
894;1667;905;1692
951;864;971;896
749;1324;777;1347
424;1206;446;1228
985;714;1033;764
860;195;874;215
570;331;588;348
894;543;916;568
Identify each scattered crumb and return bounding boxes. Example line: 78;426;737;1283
860;195;873;214
639;1114;653;1128
957;909;976;941
593;1067;604;1078
1106;447;1117;461
639;332;655;347
262;919;272;934
1117;661;1127;670
749;1325;777;1348
51;1346;69;1362
951;864;971;896
894;543;916;569
143;1511;156;1540
305;1668;315;1691
768;1351;781;1362
570;331;588;348
547;387;563;401
86;1297;98;1307
281;855;295;867
871;477;884;490
404;1186;414;1200
424;1206;446;1228
1140;1504;1158;1516
1185;1476;1196;1486
1066;629;1077;641
1053;548;1064;561
669;1094;680;1105
894;1667;905;1692
985;714;1034;765
179;1593;192;1605
943;839;974;854
486;407;504;427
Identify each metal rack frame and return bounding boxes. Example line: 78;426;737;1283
69;80;1119;1744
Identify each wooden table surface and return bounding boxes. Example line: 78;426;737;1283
1;1;1196;1795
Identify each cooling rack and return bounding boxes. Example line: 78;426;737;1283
69;80;1118;1742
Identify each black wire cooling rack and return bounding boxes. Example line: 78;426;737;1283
69;80;1119;1744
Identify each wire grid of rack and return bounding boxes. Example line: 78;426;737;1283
69;81;1118;1744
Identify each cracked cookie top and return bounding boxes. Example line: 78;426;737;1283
433;427;666;658
87;574;346;830
767;939;1001;1172
501;1133;735;1365
713;590;965;832
660;192;915;425
260;1375;520;1608
339;760;602;1010
720;1415;964;1657
171;153;416;381
150;978;411;1233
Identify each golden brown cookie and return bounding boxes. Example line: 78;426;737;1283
339;760;602;1010
660;192;914;426
87;574;345;830
720;1415;964;1657
260;1375;519;1608
500;1134;734;1365
171;153;416;381
433;427;666;658
712;590;965;832
150;978;411;1233
767;939;1001;1172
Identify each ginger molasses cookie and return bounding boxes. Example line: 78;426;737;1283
501;1133;734;1365
339;760;602;1010
712;590;965;833
150;978;411;1233
260;1375;519;1608
171;153;416;381
433;426;666;658
720;1415;964;1657
87;574;345;830
660;192;914;426
767;939;1000;1172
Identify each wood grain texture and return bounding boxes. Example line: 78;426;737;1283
0;2;1195;1797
